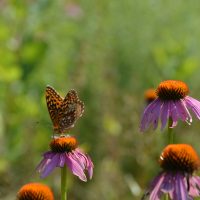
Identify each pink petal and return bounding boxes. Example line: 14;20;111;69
58;154;66;167
75;149;94;179
160;101;169;130
71;149;94;179
175;100;192;125
161;173;173;193
149;173;165;200
169;101;178;128
188;176;200;197
140;99;162;132
36;152;54;172
66;153;87;181
40;154;60;178
151;101;163;130
140;99;160;131
173;174;187;200
185;96;200;119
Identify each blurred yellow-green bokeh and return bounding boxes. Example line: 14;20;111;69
1;0;200;199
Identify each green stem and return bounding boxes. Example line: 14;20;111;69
164;194;169;200
61;165;67;200
168;117;174;144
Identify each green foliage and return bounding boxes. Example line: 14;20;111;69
1;0;200;199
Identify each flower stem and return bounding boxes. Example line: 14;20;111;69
168;117;174;144
61;165;67;200
164;194;169;200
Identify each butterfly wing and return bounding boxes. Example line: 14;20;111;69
45;86;64;131
58;89;84;132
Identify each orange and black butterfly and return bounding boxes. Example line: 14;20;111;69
45;85;84;134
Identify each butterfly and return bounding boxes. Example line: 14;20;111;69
45;85;84;134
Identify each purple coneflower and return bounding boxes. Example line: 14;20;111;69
37;136;93;182
143;144;200;200
17;182;54;200
140;80;200;132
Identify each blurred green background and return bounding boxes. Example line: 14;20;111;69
1;0;200;199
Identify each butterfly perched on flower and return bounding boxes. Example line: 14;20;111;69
45;85;84;134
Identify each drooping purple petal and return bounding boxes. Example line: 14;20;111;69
66;153;87;181
149;172;165;200
36;152;54;172
36;158;49;172
70;151;86;169
140;98;162;132
185;96;200;108
147;99;162;129
69;150;93;180
74;149;94;179
175;100;192;125
140;99;160;131
188;176;200;197
58;153;66;167
181;99;192;124
37;147;94;182
169;101;178;128
140;94;200;132
185;96;200;119
146;172;198;200
85;154;94;179
160;101;169;130
40;154;60;178
151;101;163;130
172;174;187;200
160;173;173;193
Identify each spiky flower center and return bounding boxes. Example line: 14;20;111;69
17;183;54;200
156;80;189;100
159;144;200;174
144;88;157;103
50;136;78;153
